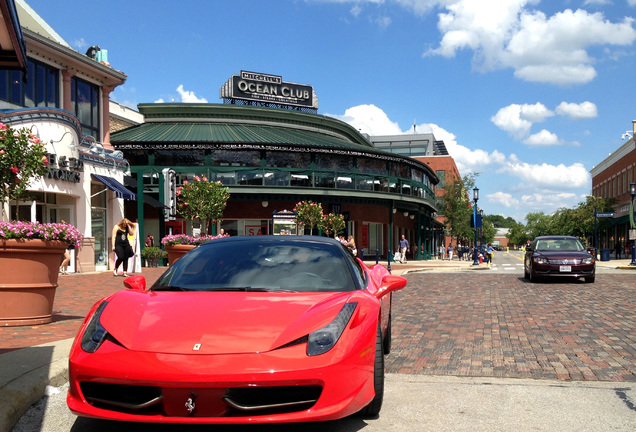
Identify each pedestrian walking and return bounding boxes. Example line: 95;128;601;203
399;235;409;263
447;244;453;261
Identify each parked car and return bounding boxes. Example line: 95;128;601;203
524;235;595;283
67;236;406;424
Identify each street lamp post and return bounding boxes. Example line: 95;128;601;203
630;183;636;266
472;187;480;266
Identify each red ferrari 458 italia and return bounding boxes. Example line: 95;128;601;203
68;235;406;424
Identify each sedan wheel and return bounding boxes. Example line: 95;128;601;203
585;276;595;283
360;321;385;418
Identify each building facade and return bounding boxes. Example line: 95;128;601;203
112;102;441;260
0;0;131;272
590;120;636;256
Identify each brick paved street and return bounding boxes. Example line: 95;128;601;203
386;272;636;381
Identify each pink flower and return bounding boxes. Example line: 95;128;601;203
10;166;19;174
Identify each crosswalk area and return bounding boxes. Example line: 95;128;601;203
489;263;524;271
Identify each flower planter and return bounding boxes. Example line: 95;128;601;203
0;239;68;327
164;244;196;265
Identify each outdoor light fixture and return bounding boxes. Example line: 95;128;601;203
403;211;409;217
262;201;268;208
630;183;636;266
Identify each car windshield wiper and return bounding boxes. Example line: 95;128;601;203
203;287;298;292
153;285;195;292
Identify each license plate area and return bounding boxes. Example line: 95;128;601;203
559;265;572;272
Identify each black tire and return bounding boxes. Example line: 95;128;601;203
360;321;385;418
528;266;539;283
524;267;529;280
585;276;595;283
383;313;392;355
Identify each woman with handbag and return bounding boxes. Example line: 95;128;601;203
112;218;135;276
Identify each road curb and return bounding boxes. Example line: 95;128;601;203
0;339;73;432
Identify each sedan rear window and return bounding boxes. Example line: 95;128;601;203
153;239;357;293
535;239;585;252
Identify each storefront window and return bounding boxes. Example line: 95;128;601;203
212;150;260;167
155;150;204;166
265;151;309;168
237;170;264;185
315;154;353;171
356;175;374;191
358;158;386;175
264;170;289;186
315;172;335;188
125;150;149;166
0;59;59;108
71;77;99;140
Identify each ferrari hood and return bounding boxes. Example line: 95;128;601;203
99;290;353;355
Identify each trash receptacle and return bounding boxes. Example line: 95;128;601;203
600;249;610;261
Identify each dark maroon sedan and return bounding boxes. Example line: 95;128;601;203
524;236;595;283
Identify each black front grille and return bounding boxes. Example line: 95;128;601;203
79;381;323;417
80;382;163;411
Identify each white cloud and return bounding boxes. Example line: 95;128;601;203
73;38;88;51
424;1;636;85
523;129;560;146
176;85;208;103
487;191;520;208
502;156;590;188
490;103;553;139
154;85;208;103
555;101;598;120
327;104;403;135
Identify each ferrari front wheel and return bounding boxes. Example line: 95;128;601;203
360;320;385;418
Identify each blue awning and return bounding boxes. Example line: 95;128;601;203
91;174;137;200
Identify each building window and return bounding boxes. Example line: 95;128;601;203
436;170;446;188
71;77;100;139
0;59;59;107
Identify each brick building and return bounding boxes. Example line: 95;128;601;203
590;120;636;256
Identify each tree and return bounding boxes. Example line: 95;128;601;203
507;221;529;247
524;212;552;239
293;201;324;233
442;173;478;245
176;176;230;235
321;213;345;238
0;123;49;220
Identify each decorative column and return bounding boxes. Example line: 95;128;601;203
101;87;114;149
61;69;74;112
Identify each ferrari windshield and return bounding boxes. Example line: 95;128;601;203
152;237;358;293
534;238;585;252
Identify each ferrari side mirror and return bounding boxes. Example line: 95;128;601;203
375;275;407;299
124;275;147;291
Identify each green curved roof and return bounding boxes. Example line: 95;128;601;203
111;103;437;179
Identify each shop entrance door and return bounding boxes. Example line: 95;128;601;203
92;209;108;271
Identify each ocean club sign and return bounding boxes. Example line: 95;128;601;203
220;71;318;110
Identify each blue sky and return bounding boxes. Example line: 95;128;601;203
24;0;636;222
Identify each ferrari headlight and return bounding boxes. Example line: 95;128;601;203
307;303;357;356
81;301;109;353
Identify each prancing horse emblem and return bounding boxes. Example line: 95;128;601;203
185;393;197;415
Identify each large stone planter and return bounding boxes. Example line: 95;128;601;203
164;244;195;265
0;239;68;327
